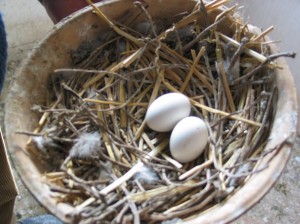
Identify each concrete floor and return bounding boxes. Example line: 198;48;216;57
1;0;53;221
1;0;300;223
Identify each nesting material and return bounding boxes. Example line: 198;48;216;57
24;0;295;223
69;132;102;159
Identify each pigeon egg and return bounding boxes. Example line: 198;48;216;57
170;116;208;163
145;93;191;132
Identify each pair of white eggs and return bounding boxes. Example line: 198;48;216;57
145;93;209;163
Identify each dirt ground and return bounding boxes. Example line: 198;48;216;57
1;51;300;223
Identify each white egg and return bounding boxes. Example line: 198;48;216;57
145;93;191;132
170;116;208;163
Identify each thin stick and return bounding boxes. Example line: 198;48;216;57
182;17;226;52
179;159;213;180
218;32;276;66
161;153;183;169
119;80;127;128
180;46;206;92
83;98;148;107
86;0;143;46
83;47;146;88
26;94;63;145
216;61;236;112
252;26;274;42
100;139;168;196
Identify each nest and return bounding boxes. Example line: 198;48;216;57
23;0;295;223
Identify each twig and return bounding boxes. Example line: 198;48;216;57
100;140;168;196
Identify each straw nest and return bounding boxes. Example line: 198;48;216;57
24;0;295;223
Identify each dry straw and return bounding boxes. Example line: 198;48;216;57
24;0;295;223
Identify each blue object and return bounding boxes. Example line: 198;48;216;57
0;13;7;92
18;214;63;224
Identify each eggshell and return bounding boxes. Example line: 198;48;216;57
145;93;191;132
170;116;208;163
